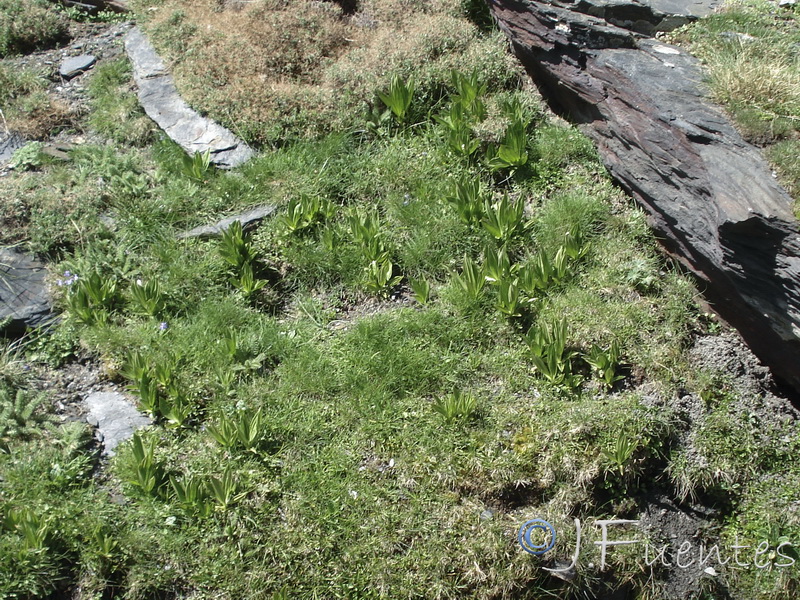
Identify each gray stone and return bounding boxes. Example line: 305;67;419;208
491;0;800;394
0;132;26;165
59;54;97;79
84;391;151;456
0;247;53;336
124;28;255;169
98;214;117;230
720;31;757;43
63;1;100;16
779;0;796;6
177;204;277;239
555;0;724;35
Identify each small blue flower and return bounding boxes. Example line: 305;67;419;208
158;322;169;331
58;270;79;286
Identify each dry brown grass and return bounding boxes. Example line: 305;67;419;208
6;93;74;139
132;0;519;145
0;63;75;139
707;53;800;124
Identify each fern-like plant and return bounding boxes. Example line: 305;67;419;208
483;245;512;284
585;340;626;389
363;260;402;298
0;386;47;442
234;263;267;298
219;220;257;271
487;119;529;171
279;195;336;236
601;430;638;478
170;474;214;517
450;69;487;122
496;278;521;317
129;279;164;316
208;468;247;508
128;432;168;498
525;318;581;390
181;149;213;182
410;277;431;305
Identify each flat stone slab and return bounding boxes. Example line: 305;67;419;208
84;391;151;456
0;132;26;166
177;204;277;239
125;27;255;169
59;54;96;79
0;247;53;335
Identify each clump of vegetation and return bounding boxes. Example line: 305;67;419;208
0;62;73;139
86;57;156;146
0;0;69;56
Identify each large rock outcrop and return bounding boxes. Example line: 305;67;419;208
0;247;53;335
488;0;800;394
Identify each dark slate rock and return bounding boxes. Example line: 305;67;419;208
177;204;277;239
124;28;255;169
490;0;800;394
59;54;97;79
0;132;26;165
84;391;151;456
0;247;53;336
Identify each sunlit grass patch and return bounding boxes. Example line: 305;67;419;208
3;3;797;592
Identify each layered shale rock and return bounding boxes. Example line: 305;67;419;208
488;0;800;393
